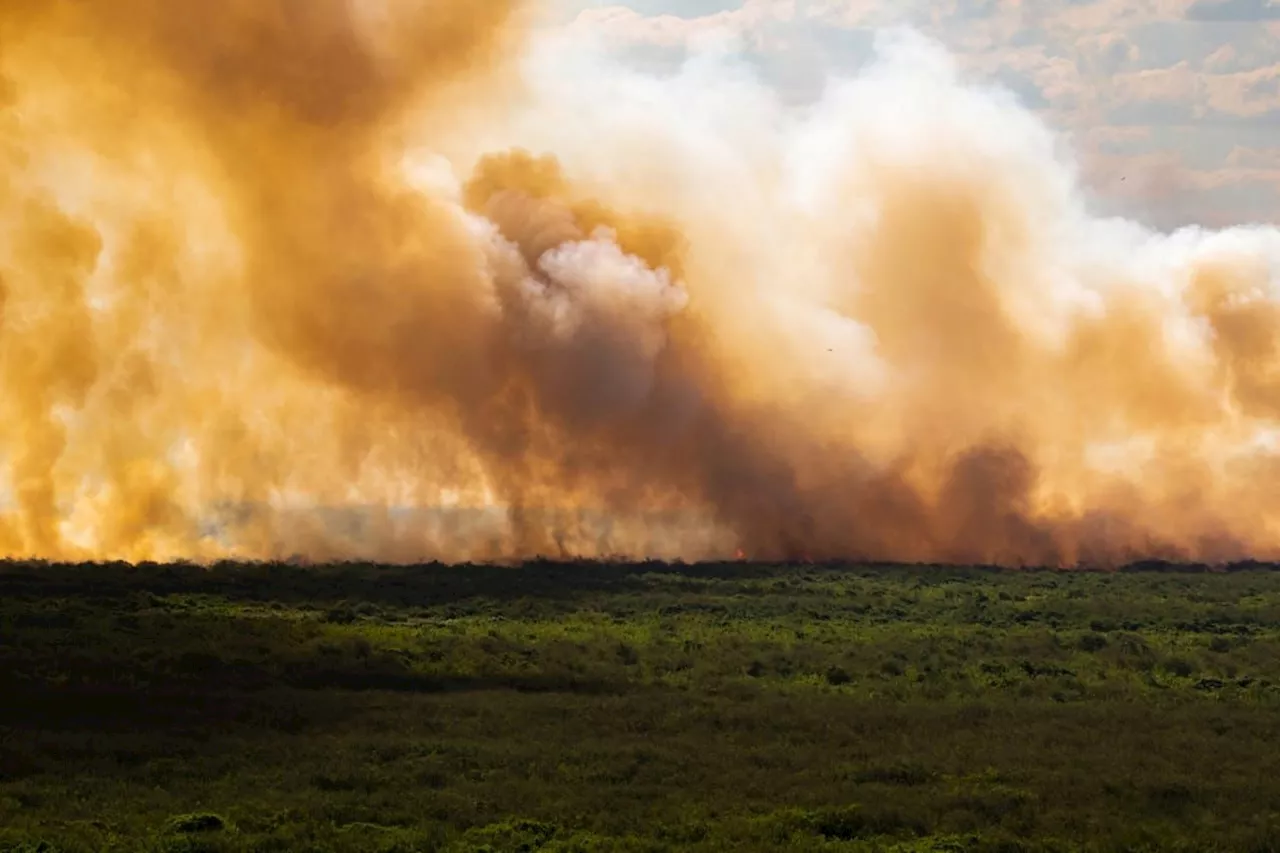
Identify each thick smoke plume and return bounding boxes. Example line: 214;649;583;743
2;1;1280;566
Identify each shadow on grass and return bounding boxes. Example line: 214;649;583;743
0;669;625;733
0;558;784;609
2;557;1276;612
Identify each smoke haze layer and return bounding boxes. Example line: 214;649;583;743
2;2;1280;566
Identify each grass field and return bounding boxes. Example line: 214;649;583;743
3;559;1280;852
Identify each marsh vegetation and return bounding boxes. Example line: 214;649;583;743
3;560;1280;851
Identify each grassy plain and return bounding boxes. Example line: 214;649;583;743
3;559;1280;852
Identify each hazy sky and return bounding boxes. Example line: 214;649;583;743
557;0;1280;230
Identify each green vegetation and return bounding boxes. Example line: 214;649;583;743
3;559;1280;851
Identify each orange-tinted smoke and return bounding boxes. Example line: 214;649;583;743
2;3;1280;565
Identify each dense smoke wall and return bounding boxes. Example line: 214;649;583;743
2;2;1280;566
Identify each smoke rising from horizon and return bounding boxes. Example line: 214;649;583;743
3;1;1280;566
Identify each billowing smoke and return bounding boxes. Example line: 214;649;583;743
2;1;1279;566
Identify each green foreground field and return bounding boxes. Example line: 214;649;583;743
3;560;1280;852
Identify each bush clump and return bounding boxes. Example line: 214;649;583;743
825;665;853;686
165;813;228;835
1077;633;1108;653
1160;657;1196;679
